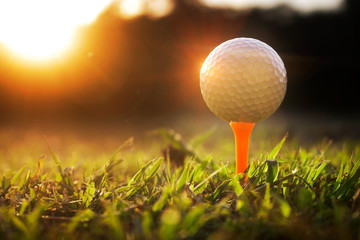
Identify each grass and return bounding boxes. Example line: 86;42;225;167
0;127;359;240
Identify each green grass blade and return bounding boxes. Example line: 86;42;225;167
334;168;360;199
268;134;288;160
266;160;279;183
252;161;267;185
145;157;163;181
192;166;224;192
312;162;327;181
231;174;244;197
208;179;230;201
349;158;360;178
11;167;25;185
1;176;11;195
152;187;172;212
247;162;256;178
188;163;202;185
176;163;189;193
128;158;157;187
333;163;344;193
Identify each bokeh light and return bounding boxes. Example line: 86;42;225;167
119;0;144;18
199;0;344;13
117;0;174;19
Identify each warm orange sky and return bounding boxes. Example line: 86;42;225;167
0;0;113;61
0;0;344;63
0;0;354;123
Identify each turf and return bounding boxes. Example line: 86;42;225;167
0;128;359;240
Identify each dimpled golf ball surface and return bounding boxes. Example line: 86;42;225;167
200;38;287;123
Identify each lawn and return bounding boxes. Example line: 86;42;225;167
0;122;359;240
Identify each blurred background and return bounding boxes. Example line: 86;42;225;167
0;0;359;142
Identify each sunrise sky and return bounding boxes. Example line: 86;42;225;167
0;0;344;62
0;0;356;125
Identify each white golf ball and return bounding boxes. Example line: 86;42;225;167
200;38;287;123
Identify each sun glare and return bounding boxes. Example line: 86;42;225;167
0;0;112;62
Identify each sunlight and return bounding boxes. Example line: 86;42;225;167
0;0;112;62
199;0;344;13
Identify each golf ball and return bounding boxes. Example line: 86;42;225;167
200;38;287;123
